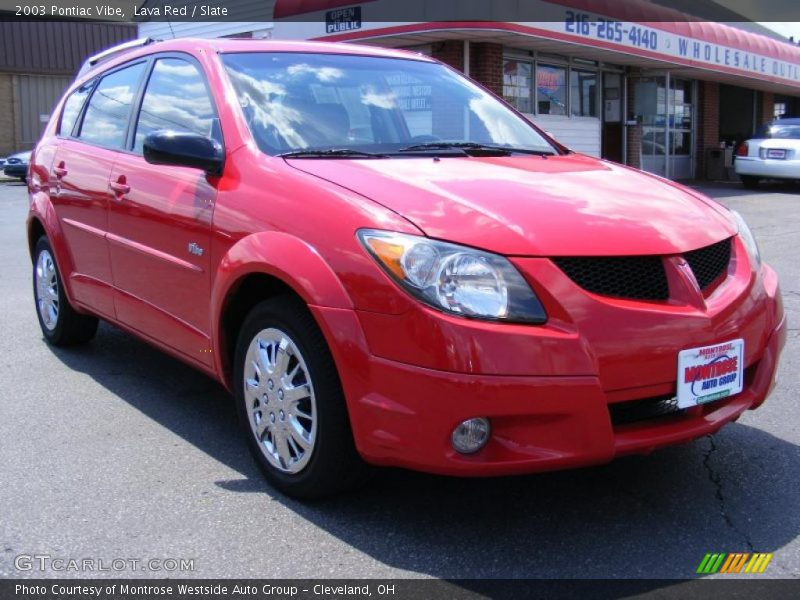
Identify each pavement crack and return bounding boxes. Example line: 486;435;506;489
702;435;754;552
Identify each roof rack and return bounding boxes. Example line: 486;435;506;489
77;37;157;77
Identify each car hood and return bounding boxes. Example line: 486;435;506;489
287;153;735;256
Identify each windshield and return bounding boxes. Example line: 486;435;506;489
221;52;558;156
759;123;800;139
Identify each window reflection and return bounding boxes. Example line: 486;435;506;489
61;81;94;137
222;52;554;155
79;62;145;148
134;58;218;152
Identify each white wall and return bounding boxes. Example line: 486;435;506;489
526;114;601;157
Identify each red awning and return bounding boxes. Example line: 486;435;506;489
557;0;800;64
274;0;800;65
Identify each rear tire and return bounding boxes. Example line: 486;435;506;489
32;236;98;346
741;175;760;189
233;296;365;499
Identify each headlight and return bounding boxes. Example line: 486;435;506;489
731;210;761;267
357;229;546;323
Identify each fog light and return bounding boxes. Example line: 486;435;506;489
451;417;491;454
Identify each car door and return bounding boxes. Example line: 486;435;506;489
50;62;147;318
107;55;221;366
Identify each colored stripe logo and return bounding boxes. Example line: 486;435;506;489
697;552;773;574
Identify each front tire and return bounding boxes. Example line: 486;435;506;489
741;175;760;189
234;296;365;499
32;236;98;346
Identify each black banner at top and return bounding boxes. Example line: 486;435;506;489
1;0;800;23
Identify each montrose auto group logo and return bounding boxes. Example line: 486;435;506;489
676;339;745;408
684;343;740;400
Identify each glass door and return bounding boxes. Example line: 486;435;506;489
631;76;667;177
669;78;694;180
601;72;623;163
629;74;695;179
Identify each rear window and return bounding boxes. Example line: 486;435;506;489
759;123;800;139
78;62;146;149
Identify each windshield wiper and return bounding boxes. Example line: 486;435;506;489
397;142;555;156
278;148;388;159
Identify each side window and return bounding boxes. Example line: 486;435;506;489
59;80;95;137
78;62;146;149
133;58;219;152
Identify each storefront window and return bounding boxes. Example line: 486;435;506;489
570;69;597;117
503;59;532;114
503;56;601;119
536;64;567;115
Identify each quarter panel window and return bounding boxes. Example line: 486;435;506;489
133;58;218;152
60;81;94;137
79;62;146;149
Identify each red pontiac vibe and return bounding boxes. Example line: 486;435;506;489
27;39;786;498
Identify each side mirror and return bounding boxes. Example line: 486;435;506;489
143;130;224;175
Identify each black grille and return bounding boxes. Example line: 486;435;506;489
684;238;732;291
609;394;683;426
553;255;669;301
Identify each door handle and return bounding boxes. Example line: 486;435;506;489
109;179;130;196
54;164;68;177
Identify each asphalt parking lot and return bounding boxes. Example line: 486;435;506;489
0;179;798;581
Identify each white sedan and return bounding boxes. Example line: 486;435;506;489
734;118;800;188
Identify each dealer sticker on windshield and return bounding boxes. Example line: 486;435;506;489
676;339;745;409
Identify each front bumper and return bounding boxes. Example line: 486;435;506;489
310;246;786;476
735;156;800;179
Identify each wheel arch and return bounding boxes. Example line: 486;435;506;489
212;231;354;388
27;216;46;261
27;195;79;304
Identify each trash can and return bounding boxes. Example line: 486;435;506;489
723;146;738;181
705;148;725;180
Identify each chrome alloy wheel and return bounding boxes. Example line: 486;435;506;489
243;328;317;474
35;249;59;331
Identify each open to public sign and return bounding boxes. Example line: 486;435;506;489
325;7;362;34
676;339;745;408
